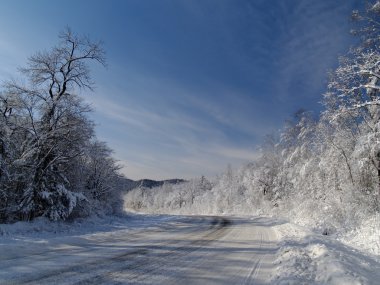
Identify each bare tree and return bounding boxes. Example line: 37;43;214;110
2;28;106;220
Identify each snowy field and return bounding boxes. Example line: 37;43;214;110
0;213;379;284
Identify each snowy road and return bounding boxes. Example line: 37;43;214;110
0;216;278;285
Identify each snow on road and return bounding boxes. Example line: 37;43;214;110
2;214;379;284
0;215;278;285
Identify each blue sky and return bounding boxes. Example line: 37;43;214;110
0;0;360;180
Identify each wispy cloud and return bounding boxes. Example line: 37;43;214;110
0;0;359;180
86;84;260;179
273;1;357;102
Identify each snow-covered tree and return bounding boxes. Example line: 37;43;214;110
323;2;380;197
0;28;124;222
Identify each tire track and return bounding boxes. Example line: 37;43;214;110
6;217;230;285
73;217;231;285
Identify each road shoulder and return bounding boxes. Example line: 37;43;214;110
271;221;380;284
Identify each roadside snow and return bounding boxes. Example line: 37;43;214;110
338;213;380;257
0;213;177;245
272;221;380;285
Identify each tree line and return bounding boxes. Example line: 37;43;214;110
125;2;380;233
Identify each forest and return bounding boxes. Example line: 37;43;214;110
125;2;380;242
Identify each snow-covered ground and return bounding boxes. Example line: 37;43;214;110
1;214;379;284
0;214;188;284
271;220;380;285
0;214;278;284
0;213;172;241
337;213;380;257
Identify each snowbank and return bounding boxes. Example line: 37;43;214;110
0;213;176;243
338;213;380;256
272;222;380;285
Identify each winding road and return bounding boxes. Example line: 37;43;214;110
0;216;279;285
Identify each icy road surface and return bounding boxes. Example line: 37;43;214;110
0;216;278;285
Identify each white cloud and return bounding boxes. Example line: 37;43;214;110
86;89;260;180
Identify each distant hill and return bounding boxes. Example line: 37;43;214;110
122;178;186;191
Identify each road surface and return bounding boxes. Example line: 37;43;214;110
0;216;279;285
